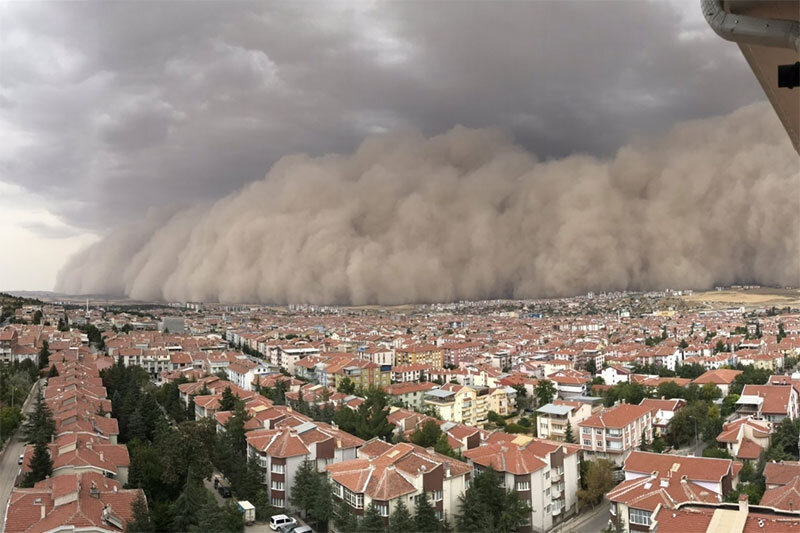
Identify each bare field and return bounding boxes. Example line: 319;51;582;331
681;288;800;309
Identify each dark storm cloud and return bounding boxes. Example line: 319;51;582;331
1;1;763;234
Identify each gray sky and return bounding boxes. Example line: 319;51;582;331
0;1;765;290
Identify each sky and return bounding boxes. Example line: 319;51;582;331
0;0;767;292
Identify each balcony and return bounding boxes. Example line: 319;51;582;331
550;471;563;483
551;487;561;499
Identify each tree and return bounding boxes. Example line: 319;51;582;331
455;467;531;532
639;429;649;451
291;459;317;518
577;459;615;509
22;439;53;486
699;383;722;402
126;492;153;533
33;310;43;324
338;377;357;395
47;365;58;378
219;387;237;412
170;469;210;532
334;499;359;532
38;340;50;370
411;420;443;448
23;390;55;444
310;475;334;531
535;380;557;406
387;500;414;533
361;503;386;533
186;395;196;421
512;385;532;412
721;394;740;417
565;423;575;444
414;492;439;533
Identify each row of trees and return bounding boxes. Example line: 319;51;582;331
19;390;56;487
102;363;250;532
0;359;39;445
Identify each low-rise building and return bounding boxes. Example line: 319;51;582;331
578;403;654;466
326;441;472;524
535;400;593;442
463;433;582;532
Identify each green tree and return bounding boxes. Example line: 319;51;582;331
38;340;50;370
291;459;318;518
455;467;531;532
411;420;443;448
338;377;357;395
334;499;359;532
310;475;334;531
47;365;58;378
577;459;615;509
23;390;55;444
387;500;414;533
565;423;575;444
699;383;722;402
414;492;439;533
126;492;153;533
361;503;386;533
535;380;557;406
219;387;237;411
170;469;210;532
22;439;53;486
721;394;740;417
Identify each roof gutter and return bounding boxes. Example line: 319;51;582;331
701;0;800;53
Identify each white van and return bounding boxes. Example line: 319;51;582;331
270;515;296;531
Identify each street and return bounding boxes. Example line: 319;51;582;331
573;501;611;533
0;379;41;531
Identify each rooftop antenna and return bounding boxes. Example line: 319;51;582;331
86;298;89;314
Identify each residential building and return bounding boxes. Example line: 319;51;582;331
736;384;798;422
638;398;685;437
326;441;472;523
716;417;772;462
578;403;654;466
535;400;593;442
691;368;743;396
385;382;438;410
464;433;582;532
607;451;740;532
395;344;445;369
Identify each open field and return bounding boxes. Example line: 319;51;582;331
681;287;800;309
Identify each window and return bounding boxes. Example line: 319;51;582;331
271;481;284;491
545;488;550;496
583;439;591;446
516;481;530;491
343;487;364;509
271;463;285;474
629;508;651;526
334;483;344;498
376;503;389;517
271;498;284;508
435;510;443;521
582;427;590;434
433;490;443;502
595;429;602;435
544;471;549;480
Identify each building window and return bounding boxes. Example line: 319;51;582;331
583;439;591;446
433;490;443;502
376;503;389;517
271;498;284;508
582;427;590;434
343;487;364;509
334;483;344;498
271;463;284;474
545;488;550;496
516;481;530;491
595;429;602;435
544;471;550;479
271;481;284;491
629;508;651;526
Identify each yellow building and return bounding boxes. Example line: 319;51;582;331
394;344;445;369
424;384;511;427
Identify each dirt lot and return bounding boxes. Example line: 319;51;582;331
681;287;800;310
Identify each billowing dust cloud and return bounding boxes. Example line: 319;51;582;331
56;103;800;304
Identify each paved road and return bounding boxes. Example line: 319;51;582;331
551;501;610;533
0;379;41;530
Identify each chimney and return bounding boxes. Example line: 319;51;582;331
40;504;46;520
738;493;749;513
99;451;104;461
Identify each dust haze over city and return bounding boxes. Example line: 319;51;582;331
1;1;797;304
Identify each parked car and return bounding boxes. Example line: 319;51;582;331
270;515;297;531
18;453;24;465
217;485;232;498
291;526;313;533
